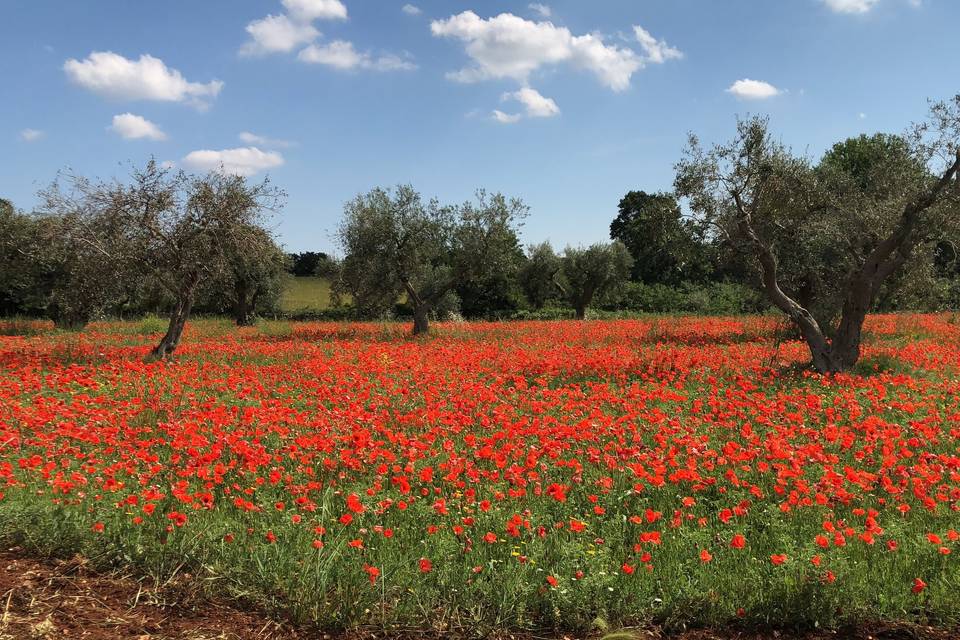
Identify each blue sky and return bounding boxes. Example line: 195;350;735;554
3;0;958;253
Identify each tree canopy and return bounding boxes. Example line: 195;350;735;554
610;191;707;285
334;185;527;334
675;96;960;372
556;242;633;320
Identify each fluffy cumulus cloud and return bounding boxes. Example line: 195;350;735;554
299;41;416;71
20;128;44;142
109;113;167;140
241;0;414;72
494;87;560;122
509;87;559;117
241;14;320;55
633;25;682;64
528;3;551;18
726;78;781;100
64;52;222;109
432;11;681;122
431;11;646;91
402;4;422;16
241;0;345;55
281;0;347;21
182;147;284;177
821;0;880;13
492;110;522;124
239;131;293;148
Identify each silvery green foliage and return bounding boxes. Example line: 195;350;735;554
334;185;526;334
555;241;633;319
674;96;960;372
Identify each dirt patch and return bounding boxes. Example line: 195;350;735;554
0;548;304;640
0;547;953;640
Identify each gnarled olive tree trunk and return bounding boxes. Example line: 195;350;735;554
412;304;430;335
233;279;259;327
150;294;193;359
402;279;432;336
741;150;959;373
149;275;200;360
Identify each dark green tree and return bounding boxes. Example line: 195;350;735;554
610;191;707;284
289;251;337;277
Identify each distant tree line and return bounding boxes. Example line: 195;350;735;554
288;251;338;278
2;95;958;371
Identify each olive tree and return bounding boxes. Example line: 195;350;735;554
519;242;561;310
102;161;284;357
555;241;633;320
0;200;42;317
217;224;289;326
675;96;960;373
19;177;131;329
334;185;527;334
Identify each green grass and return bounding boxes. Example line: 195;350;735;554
279;275;336;313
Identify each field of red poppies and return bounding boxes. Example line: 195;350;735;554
1;314;960;635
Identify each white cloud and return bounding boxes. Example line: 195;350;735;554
239;131;293;148
182;147;285;177
298;41;365;69
492;87;559;123
109;113;167;141
633;25;683;64
64;52;223;109
402;4;422;16
20;128;44;142
726;78;781;100
528;3;551;18
299;40;416;71
821;0;880;13
431;11;652;92
240;0;347;56
282;0;347;21
241;14;320;55
492;110;523;124
502;87;559;118
160;160;176;169
858;112;867;119
240;1;413;72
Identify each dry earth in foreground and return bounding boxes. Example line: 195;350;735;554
0;548;953;640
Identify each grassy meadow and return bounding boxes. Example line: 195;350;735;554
279;275;336;313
